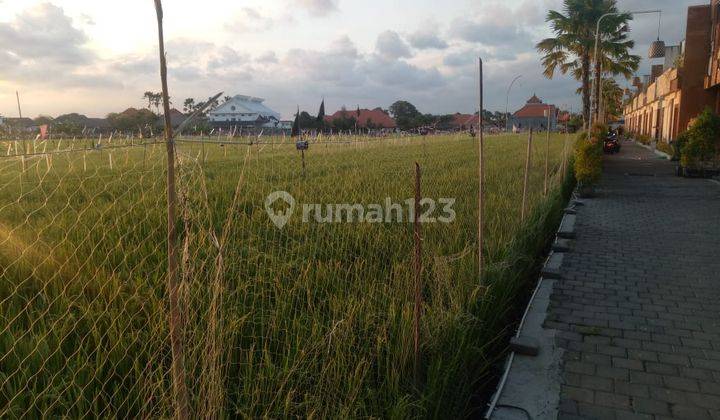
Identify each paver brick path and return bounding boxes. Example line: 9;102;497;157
547;142;720;419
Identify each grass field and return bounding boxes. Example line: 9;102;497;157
0;132;573;418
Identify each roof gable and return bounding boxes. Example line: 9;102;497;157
209;95;281;119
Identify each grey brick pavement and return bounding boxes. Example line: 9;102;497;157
547;142;720;419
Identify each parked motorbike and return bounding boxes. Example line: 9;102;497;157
603;133;621;154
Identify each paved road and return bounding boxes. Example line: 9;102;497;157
547;142;720;419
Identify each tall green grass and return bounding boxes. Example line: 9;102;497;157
0;133;571;418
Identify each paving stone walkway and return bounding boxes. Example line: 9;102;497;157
547;142;720;419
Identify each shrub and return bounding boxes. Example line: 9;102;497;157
574;132;603;186
656;141;674;158
589;123;609;143
636;134;652;145
680;108;720;167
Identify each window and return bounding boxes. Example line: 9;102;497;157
231;106;236;111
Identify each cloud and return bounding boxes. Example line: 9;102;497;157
407;26;449;50
224;7;293;33
444;50;475;67
375;31;412;60
295;0;339;16
0;3;117;89
256;51;279;64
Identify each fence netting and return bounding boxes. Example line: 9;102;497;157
0;131;570;418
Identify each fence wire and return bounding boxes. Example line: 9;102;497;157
0;132;570;418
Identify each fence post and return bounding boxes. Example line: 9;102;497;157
477;57;484;282
154;1;190;418
413;162;422;386
521;128;533;222
544;111;550;196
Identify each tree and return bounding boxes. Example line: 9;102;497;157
389;100;423;131
107;108;158;131
143;91;155;109
33;115;54;126
600;78;624;121
537;0;638;128
183;98;195;114
54;113;90;135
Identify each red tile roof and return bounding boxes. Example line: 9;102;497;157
450;113;478;128
325;108;396;128
514;95;557;118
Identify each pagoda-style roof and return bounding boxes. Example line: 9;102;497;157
526;94;542;104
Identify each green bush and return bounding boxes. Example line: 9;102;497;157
636;134;652;145
680;108;720;167
574;132;603;186
656;141;674;158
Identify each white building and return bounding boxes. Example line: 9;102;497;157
207;95;281;127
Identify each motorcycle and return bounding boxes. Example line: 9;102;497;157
603;133;621;154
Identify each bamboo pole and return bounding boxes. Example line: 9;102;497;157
521;129;533;222
477;57;484;282
413;162;422;386
154;1;189;418
544;110;550;196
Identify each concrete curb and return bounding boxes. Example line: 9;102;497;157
632;139;672;160
485;191;581;419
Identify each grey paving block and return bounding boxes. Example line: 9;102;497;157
541;253;564;279
531;143;720;419
557;214;576;239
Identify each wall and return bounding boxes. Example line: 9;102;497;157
679;5;715;130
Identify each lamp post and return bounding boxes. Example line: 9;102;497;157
589;9;663;130
505;75;522;132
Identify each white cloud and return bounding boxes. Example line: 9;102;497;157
295;0;339;16
407;26;449;50
375;30;412;60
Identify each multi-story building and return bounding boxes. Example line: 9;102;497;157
625;3;718;143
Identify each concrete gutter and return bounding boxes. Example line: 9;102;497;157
484;200;580;419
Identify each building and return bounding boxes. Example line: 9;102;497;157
705;0;720;110
508;95;558;131
449;113;478;131
324;108;397;129
207;95;281;128
625;3;718;143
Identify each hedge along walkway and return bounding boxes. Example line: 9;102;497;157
547;141;720;419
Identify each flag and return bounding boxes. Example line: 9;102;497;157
316;99;325;124
291;107;300;138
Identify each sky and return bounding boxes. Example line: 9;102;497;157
0;0;702;120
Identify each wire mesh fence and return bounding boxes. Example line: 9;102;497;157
0;131;571;418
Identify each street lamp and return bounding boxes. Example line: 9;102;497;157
505;75;522;132
589;9;663;129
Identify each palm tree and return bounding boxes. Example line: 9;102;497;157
537;0;639;127
600;78;624;121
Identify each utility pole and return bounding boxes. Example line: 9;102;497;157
16;91;22;119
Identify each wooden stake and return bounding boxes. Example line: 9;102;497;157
154;1;189;418
521;128;533;222
544;110;550;196
477;57;484;281
413;162;422;386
